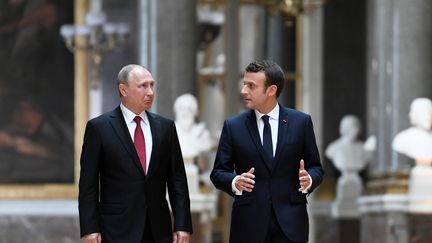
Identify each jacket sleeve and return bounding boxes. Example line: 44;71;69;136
78;121;101;237
210;120;237;197
303;115;324;194
166;121;193;234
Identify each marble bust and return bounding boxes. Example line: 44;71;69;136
392;98;432;212
326;115;370;174
174;94;213;162
325;115;372;217
174;93;213;194
392;97;432;165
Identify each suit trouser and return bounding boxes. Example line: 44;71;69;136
141;214;155;243
263;205;306;243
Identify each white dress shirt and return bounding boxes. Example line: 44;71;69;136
255;105;279;157
120;103;153;172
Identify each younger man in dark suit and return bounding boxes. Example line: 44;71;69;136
79;64;192;243
211;60;324;243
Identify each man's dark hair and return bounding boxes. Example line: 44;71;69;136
245;60;285;97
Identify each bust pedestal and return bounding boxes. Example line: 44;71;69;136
183;157;218;243
408;164;432;213
332;171;363;218
184;157;200;195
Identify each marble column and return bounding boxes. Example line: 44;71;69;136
362;1;432;242
101;0;139;112
225;0;240;117
151;0;197;118
138;3;215;242
367;0;432;176
302;8;324;243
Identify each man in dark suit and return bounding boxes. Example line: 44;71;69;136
210;60;324;243
79;64;193;243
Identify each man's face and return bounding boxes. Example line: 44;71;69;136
241;71;274;113
120;68;155;114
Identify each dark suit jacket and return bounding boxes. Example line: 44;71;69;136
210;105;324;243
79;107;192;243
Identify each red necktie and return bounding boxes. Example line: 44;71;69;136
133;116;147;174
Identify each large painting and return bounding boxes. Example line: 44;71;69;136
0;0;74;184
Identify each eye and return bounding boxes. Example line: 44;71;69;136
244;82;253;89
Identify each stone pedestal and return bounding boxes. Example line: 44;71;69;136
185;162;200;195
189;193;218;243
408;165;432;214
311;200;360;243
332;172;363;218
358;194;409;243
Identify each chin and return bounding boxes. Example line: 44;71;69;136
243;101;252;109
246;105;255;110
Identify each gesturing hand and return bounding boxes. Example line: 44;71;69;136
298;159;311;193
235;167;255;192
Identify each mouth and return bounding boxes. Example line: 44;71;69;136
143;100;153;105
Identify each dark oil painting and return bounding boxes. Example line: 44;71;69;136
0;0;74;183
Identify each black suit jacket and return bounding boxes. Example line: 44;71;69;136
79;106;192;243
210;106;324;243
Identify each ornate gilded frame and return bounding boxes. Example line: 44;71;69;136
0;0;88;199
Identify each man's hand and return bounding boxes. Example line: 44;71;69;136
235;167;255;192
416;158;432;166
82;233;101;243
173;230;190;243
298;160;311;192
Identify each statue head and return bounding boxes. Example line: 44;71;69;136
339;115;361;142
409;98;432;131
174;93;198;131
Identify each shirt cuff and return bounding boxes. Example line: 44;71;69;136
301;174;313;194
231;175;243;195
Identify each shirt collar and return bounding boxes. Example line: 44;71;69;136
254;103;280;122
120;103;149;125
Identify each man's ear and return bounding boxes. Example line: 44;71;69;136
267;85;277;97
119;83;127;96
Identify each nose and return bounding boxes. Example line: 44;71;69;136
146;87;154;96
240;85;247;96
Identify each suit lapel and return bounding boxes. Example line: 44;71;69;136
244;110;273;172
145;111;161;179
273;106;291;167
109;107;146;177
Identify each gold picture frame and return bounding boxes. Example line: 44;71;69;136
0;0;88;199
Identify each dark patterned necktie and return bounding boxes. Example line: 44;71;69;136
262;115;273;161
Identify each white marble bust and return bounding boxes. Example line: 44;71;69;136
392;98;432;165
326;115;370;174
174;94;218;215
325;115;372;217
174;94;213;162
